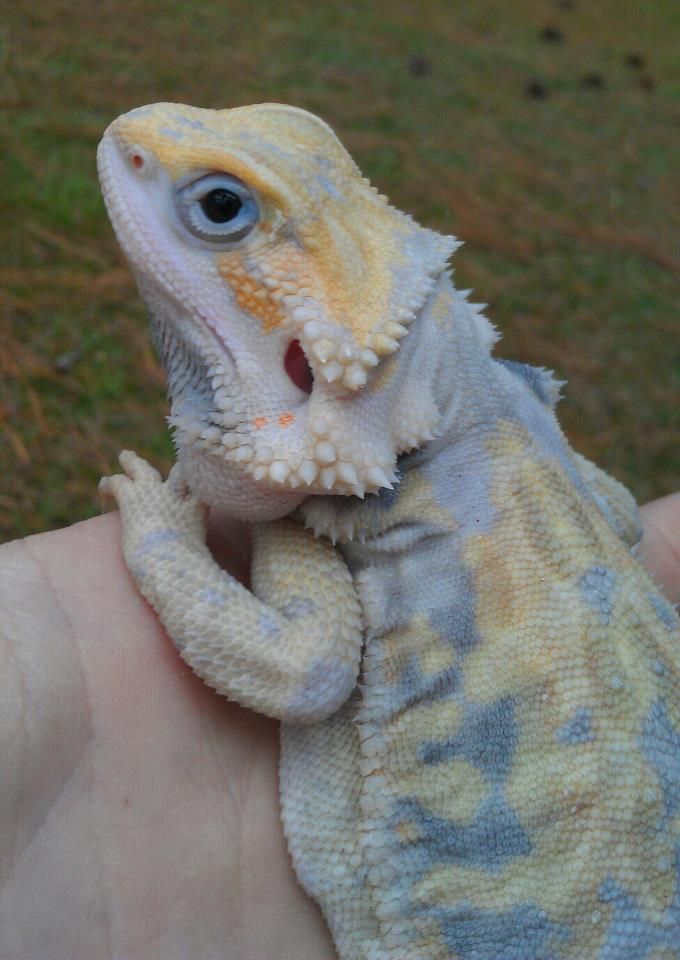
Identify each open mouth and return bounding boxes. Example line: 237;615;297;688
284;339;314;394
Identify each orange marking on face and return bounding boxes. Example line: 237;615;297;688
279;412;295;427
253;416;268;429
216;246;318;334
217;259;287;333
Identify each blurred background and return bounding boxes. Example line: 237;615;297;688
1;0;678;541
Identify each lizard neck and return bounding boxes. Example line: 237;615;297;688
385;272;569;484
298;272;505;541
300;271;574;546
402;272;504;451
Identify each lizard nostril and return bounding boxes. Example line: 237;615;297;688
284;339;314;394
124;145;154;177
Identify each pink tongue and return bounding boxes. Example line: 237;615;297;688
284;339;314;394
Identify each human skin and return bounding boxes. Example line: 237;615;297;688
0;495;678;960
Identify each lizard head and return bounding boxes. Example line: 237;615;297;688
98;102;457;517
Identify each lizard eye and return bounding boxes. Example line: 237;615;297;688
175;173;259;244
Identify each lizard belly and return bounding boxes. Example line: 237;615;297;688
350;492;680;958
281;698;386;960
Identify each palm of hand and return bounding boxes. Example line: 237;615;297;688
0;514;333;960
1;496;678;959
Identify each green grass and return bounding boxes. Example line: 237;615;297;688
1;0;678;540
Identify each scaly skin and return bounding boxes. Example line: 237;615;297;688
98;102;680;959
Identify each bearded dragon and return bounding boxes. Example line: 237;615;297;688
97;102;680;959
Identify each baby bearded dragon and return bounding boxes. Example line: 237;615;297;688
98;102;680;959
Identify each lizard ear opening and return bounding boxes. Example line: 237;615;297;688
284;339;314;394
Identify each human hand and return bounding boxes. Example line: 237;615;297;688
0;512;335;960
638;492;680;605
0;494;677;959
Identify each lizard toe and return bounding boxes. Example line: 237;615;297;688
118;449;163;484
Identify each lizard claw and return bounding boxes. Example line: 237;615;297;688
98;474;117;504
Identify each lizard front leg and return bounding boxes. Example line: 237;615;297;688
101;451;363;722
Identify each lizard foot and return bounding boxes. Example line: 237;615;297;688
99;449;162;498
100;450;207;552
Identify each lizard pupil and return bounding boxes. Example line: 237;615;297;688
201;188;242;223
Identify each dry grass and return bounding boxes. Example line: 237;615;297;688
1;0;678;540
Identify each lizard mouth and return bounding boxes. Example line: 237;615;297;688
284;339;314;394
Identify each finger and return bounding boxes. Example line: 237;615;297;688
639;492;680;605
